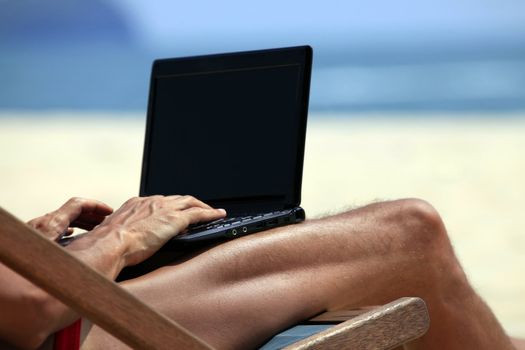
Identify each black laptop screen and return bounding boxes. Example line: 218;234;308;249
141;48;311;212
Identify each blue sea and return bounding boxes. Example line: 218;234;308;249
1;46;525;114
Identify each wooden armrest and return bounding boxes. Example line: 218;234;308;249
306;306;378;324
284;297;429;350
0;207;212;350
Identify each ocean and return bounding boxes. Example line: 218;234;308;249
1;46;525;114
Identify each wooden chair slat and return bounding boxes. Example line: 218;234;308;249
283;297;429;350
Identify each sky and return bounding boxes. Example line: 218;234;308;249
111;0;525;52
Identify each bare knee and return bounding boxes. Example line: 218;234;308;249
390;199;471;292
386;198;448;251
351;198;463;278
332;198;449;256
331;198;454;267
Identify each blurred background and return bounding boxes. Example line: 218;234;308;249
1;0;524;338
2;0;525;111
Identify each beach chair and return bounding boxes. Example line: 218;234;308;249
0;207;429;349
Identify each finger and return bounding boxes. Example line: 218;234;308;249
182;207;227;227
56;197;113;228
59;197;113;216
90;201;114;216
170;195;213;211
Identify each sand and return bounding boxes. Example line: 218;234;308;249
1;111;524;337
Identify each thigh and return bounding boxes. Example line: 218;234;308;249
84;200;427;349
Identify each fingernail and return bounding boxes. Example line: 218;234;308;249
218;208;226;214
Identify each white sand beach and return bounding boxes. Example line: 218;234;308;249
1;111;524;337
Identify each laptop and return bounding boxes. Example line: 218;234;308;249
139;45;313;245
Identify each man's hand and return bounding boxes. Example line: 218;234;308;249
27;197;114;240
90;195;226;266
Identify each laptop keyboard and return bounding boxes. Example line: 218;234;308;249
187;210;291;234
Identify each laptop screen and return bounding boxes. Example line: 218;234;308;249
140;46;312;213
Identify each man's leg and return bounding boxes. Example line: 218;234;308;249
83;199;516;350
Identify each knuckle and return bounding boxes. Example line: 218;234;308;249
53;212;68;225
150;195;165;205
195;208;210;218
189;207;204;214
146;197;161;209
68;197;84;205
124;196;140;205
62;197;85;211
184;195;198;204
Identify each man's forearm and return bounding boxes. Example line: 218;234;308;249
0;227;127;349
65;225;128;280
